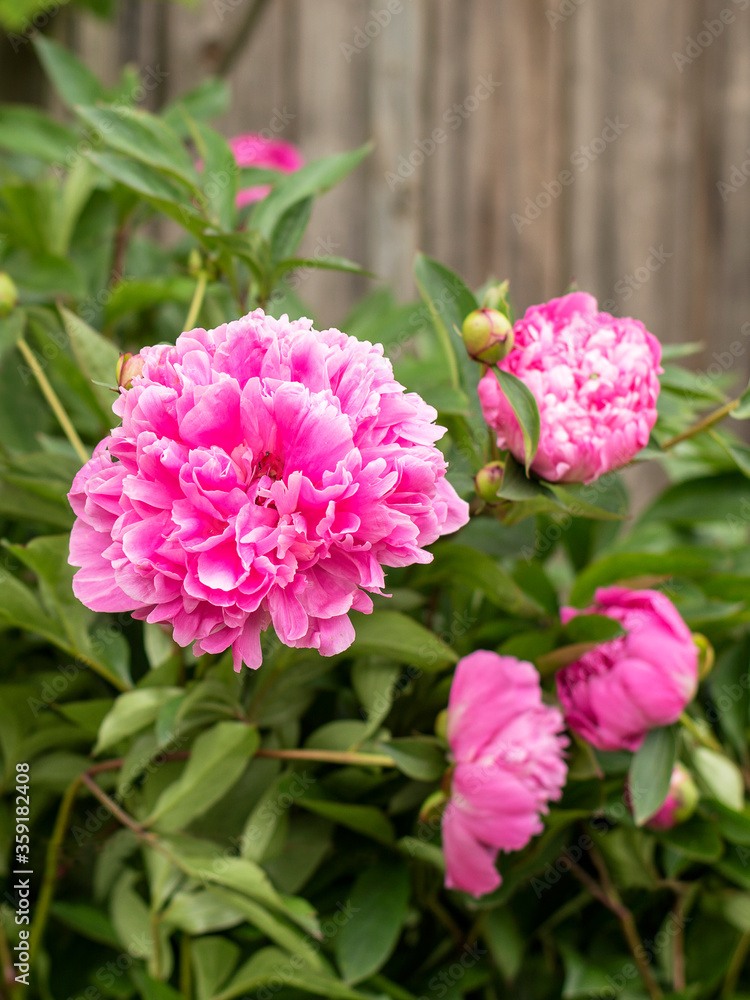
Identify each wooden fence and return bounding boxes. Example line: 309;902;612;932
4;0;750;383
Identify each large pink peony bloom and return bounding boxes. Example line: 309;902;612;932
442;651;567;897
556;587;698;752
68;310;468;670
230;134;304;207
477;292;662;484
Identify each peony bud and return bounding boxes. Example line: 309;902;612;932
644;763;699;831
116;352;145;390
0;272;19;318
461;308;514;364
474;461;505;503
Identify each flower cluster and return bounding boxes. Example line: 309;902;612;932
477;292;662;483
441;588;698;896
68;310;468;670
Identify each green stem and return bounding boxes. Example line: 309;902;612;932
17;338;89;465
255;747;395;767
722;930;750;998
680;711;722;752
28;760;126;967
662;397;740;450
183;271;208;332
28;773;83;965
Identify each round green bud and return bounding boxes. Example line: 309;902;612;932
461;308;514;364
0;272;19;318
474;461;505;503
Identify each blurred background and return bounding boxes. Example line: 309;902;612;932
1;0;749;380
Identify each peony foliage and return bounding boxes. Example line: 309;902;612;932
2;39;750;1000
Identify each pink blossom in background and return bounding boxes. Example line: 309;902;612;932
641;763;699;831
68;310;469;671
230;134;304;207
477;292;662;484
556;587;698;752
442;651;568;897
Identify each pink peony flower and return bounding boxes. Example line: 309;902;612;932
640;763;699;831
556;587;698;752
229;134;303;207
68;310;468;671
477;292;662;484
442;651;568;897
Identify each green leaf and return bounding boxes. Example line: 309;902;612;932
192;936;240;1000
186;118;237;232
414;253;477;391
490;368;541;474
559;614;625;646
86;151;202;219
691;747;744;811
655;816;724;862
251;144;371;239
50;901;120;949
270;196;313;263
145;721;259;831
95;688;183;755
0;563;67;647
569;550;712;606
730;379;750;419
546;479;628;521
335;860;410;984
0;105;78;163
207;888;325;972
416;543;540;616
377;738;446;781
33;35;105;110
76;105;200;192
628;726;677;826
272;256;373;281
60;306;120;424
298;798;395;845
214;947;372;1000
349;611;457;671
162;78;232;132
702;800;750;845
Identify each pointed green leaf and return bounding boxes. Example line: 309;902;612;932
490;367;540;475
628;726;677;826
349;610;457;671
146;722;259;831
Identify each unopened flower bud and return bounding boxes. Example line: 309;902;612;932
474;461;505;503
461;308;514;364
644;763;699;831
116;352;145;390
0;272;19;318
